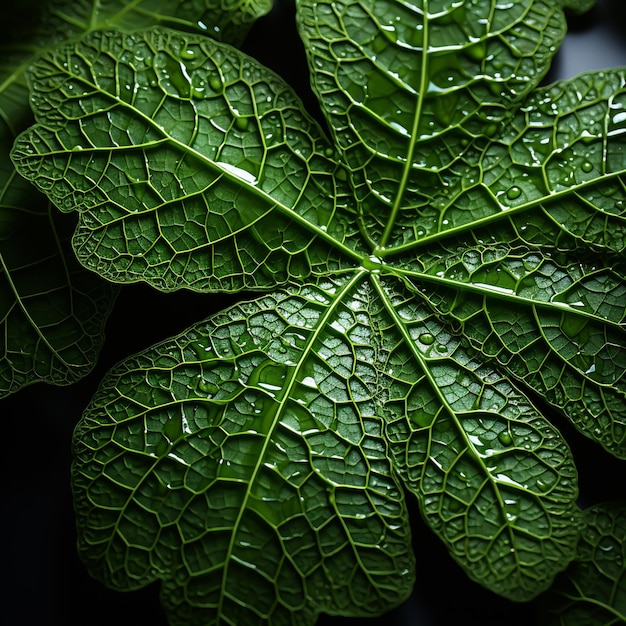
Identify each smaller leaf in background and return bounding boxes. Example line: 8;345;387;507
538;501;626;626
0;8;117;395
0;195;117;396
24;0;272;48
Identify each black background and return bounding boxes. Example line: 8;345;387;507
3;1;626;624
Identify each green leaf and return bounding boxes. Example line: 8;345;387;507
0;0;272;394
538;502;626;626
23;0;272;45
0;188;116;394
374;275;582;601
416;236;626;458
72;277;583;619
73;279;415;625
296;0;626;457
296;0;571;249
10;0;626;621
12;28;361;291
0;6;116;396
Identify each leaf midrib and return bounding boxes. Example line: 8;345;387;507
34;44;368;267
215;271;367;622
377;1;430;251
394;264;623;328
376;174;626;258
370;273;527;572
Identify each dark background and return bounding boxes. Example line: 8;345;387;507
4;1;626;624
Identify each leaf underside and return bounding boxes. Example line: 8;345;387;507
8;0;626;623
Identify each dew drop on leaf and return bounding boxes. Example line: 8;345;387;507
235;115;249;131
190;340;212;360
372;36;386;54
581;161;593;173
419;333;435;345
612;110;626;125
536;477;553;492
197;377;219;395
504;498;520;523
301;375;318;389
465;40;487;61
506;185;522;200
208;75;222;91
498;431;513;446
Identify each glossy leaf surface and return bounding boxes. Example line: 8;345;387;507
0;0;272;394
539;502;626;626
73;280;415;624
13;28;359;291
9;0;626;622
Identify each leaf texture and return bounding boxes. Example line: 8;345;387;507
539;502;626;626
17;0;271;49
0;5;117;395
73;280;415;625
295;0;626;455
8;0;626;621
373;275;582;600
296;0;570;249
0;201;116;394
0;0;273;393
12;28;361;291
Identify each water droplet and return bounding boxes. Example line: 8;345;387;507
506;185;522;200
335;166;348;181
498;431;513;446
301;376;318;389
181;47;196;60
419;333;435;345
372;36;387;54
435;343;447;353
154;53;191;96
216;161;258;185
483;122;498;137
208;75;222;91
362;255;382;271
581;161;593;173
465;40;487;61
612;111;626;125
234;115;249;131
503;498;519;523
198;378;219;395
536;477;552;492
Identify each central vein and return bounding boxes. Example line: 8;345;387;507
377;2;429;251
